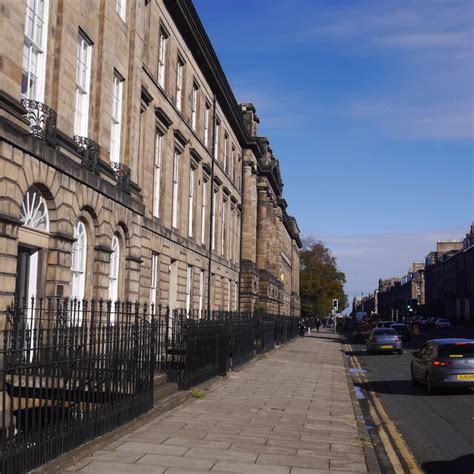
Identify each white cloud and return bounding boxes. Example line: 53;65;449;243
310;227;469;299
342;99;473;140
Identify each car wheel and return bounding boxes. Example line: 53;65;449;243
397;349;403;355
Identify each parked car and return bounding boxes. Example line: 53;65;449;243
435;319;451;329
391;323;412;342
353;321;373;343
343;317;357;332
428;317;438;327
411;339;474;393
376;321;395;329
367;328;403;354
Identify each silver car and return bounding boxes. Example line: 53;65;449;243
366;328;403;354
411;338;474;393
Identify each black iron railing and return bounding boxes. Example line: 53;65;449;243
21;98;57;145
0;298;300;472
73;135;101;173
0;298;155;474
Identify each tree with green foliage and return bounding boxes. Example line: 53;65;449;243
300;237;347;317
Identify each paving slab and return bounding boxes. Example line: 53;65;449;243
66;331;369;473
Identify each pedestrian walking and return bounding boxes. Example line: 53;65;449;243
315;318;321;332
299;319;305;337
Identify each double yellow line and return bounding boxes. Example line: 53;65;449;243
345;344;422;473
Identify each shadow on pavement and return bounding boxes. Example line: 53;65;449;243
422;453;474;474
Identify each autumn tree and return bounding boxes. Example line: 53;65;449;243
300;237;347;317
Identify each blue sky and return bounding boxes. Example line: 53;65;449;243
194;0;474;301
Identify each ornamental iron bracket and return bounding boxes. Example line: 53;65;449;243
73;135;100;173
110;161;131;193
21;98;57;146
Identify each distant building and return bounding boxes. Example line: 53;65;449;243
377;263;425;319
424;227;474;321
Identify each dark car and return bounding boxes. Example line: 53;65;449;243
391;323;412;342
353;321;372;343
343;317;357;332
376;321;394;329
410;338;474;393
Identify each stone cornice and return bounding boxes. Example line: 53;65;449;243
190;147;203;162
173;128;189;149
50;231;75;243
141;86;153;107
125;255;144;264
0;213;21;226
154;107;173;129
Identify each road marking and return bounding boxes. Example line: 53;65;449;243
345;344;422;474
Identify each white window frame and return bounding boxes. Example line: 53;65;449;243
158;29;168;88
237;155;242;191
201;178;207;245
204;102;210;147
116;0;126;20
171;150;180;228
221;199;226;256
188;166;195;237
110;72;124;163
230;145;235;181
229;205;234;263
74;31;92;137
22;0;49;101
176;57;184;111
235;211;241;263
234;280;238;311
224;133;228;172
153;131;163;218
108;235;120;303
214;119;220;161
198;269;204;318
71;220;87;302
191;83;198;131
211;188;217;250
185;265;192;315
150;253;159;308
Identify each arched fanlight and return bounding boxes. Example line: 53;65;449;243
20;187;50;231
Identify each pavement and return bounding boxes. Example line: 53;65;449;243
63;329;371;474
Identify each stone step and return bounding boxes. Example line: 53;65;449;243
154;381;179;402
153;373;168;388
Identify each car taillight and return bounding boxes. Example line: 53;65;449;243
395;336;401;342
432;360;451;367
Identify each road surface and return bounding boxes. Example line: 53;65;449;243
349;325;474;474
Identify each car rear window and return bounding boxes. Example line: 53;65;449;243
373;329;397;335
438;319;449;323
392;325;407;331
438;343;474;358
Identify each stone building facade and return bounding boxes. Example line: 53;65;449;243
424;228;474;322
377;263;425;319
0;0;301;321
